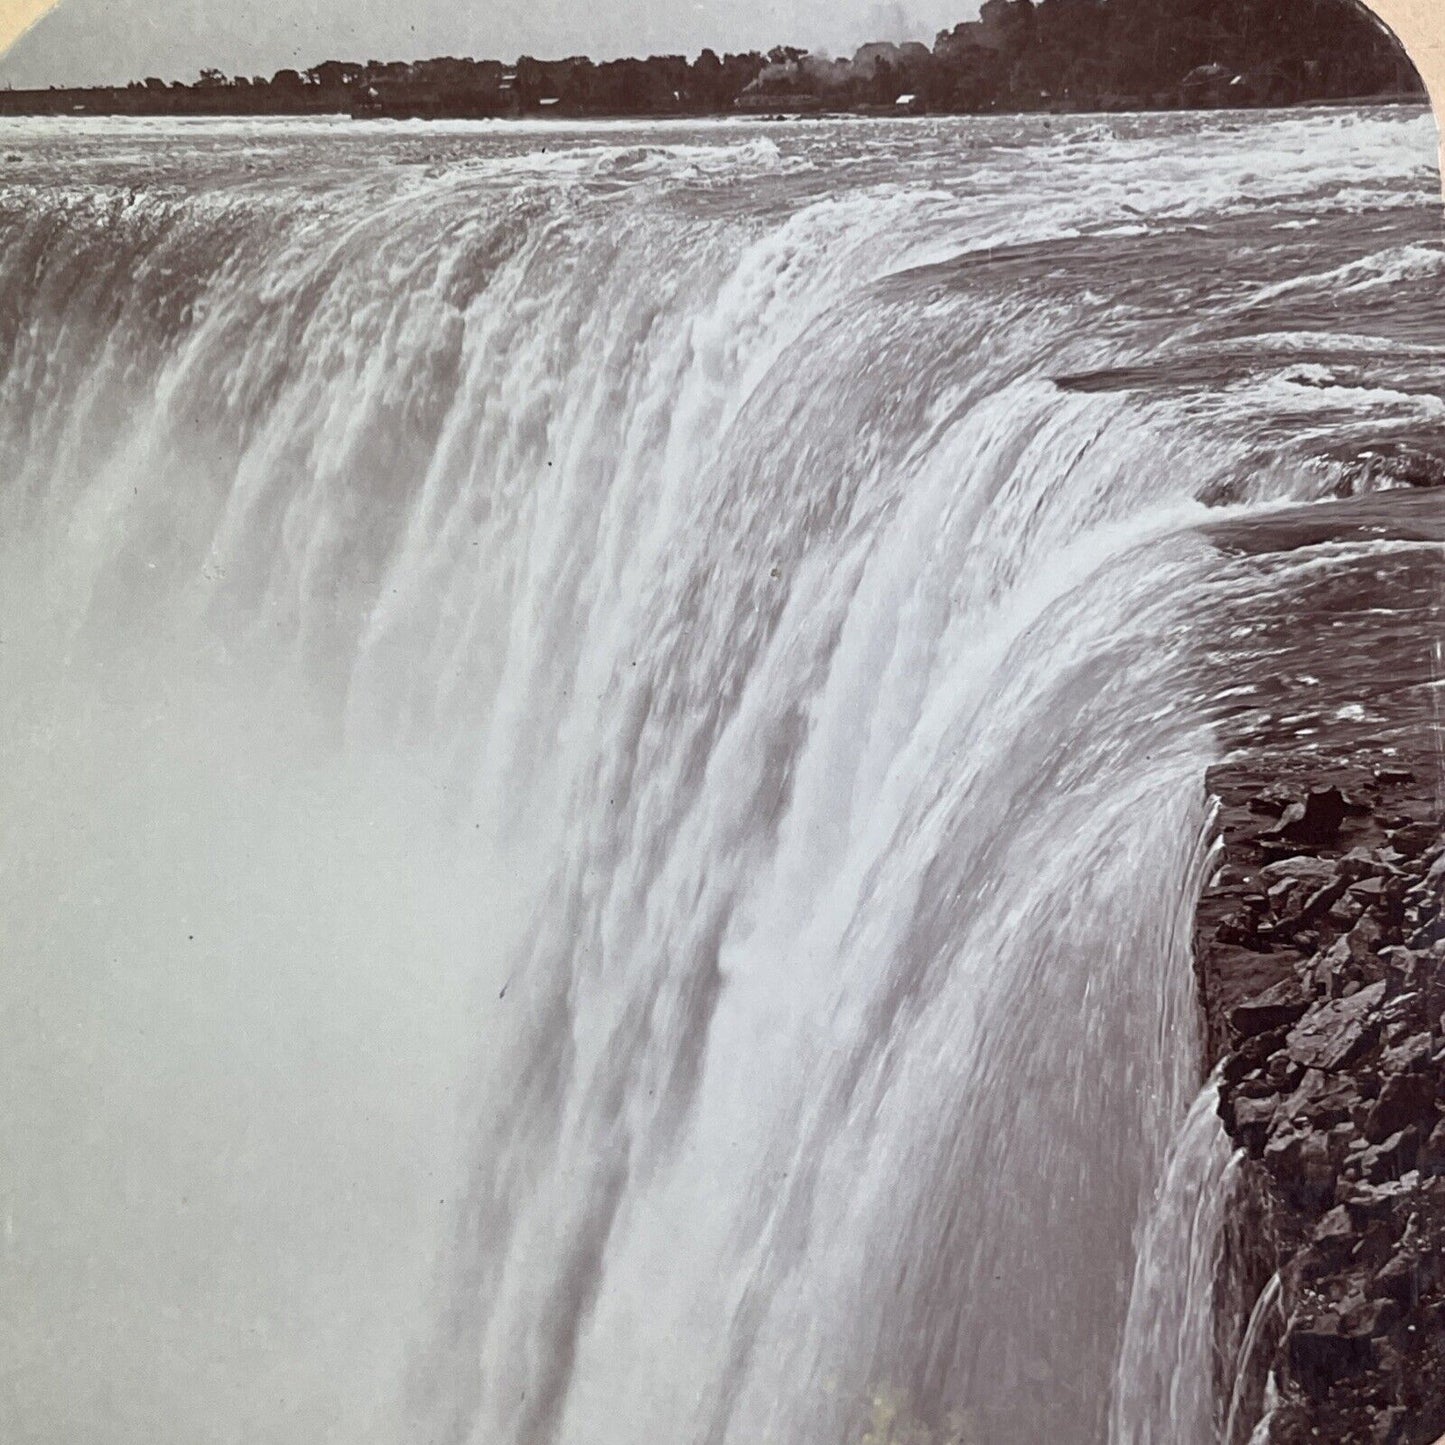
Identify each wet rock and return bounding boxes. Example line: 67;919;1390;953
1233;1092;1280;1152
1286;982;1387;1073
1381;1032;1433;1075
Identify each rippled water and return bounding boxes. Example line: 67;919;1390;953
0;107;1439;1445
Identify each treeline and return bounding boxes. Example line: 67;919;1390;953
0;0;1422;120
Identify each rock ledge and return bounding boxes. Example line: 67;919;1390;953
1197;751;1444;1444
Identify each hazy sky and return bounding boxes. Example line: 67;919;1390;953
0;0;982;87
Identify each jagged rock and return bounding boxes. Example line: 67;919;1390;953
1342;1175;1420;1220
1262;786;1347;847
1343;914;1383;965
1360;1128;1418;1183
1285;878;1350;931
1347;876;1388;904
1262;855;1340;886
1370;1252;1423;1306
1420;1120;1445;1177
1313;1203;1356;1243
1327;896;1365;929
1348;1217;1397;1266
1340;847;1384;882
1374;766;1416;786
1266;1051;1303;1090
1232;980;1313;1038
1265;1126;1336;1206
1340;1294;1401;1336
1287;1315;1376;1396
1279;1068;1361;1130
1200;754;1444;1443
1388;821;1438;859
1381;1032;1433;1075
1269;877;1301;910
1365;1070;1436;1143
1234;1092;1280;1151
1251;790;1294;816
1287;982;1387;1072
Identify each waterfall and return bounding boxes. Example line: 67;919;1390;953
1109;1078;1240;1445
0;110;1438;1445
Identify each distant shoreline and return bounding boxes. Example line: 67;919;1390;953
0;89;1429;123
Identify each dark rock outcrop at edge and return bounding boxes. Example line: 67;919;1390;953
1197;750;1445;1443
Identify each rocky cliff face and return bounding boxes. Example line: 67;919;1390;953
1198;749;1444;1443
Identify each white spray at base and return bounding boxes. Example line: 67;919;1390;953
0;110;1438;1445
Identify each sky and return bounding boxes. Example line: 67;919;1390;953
0;0;981;87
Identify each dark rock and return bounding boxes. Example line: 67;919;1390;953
1347;876;1389;905
1339;847;1383;882
1365;1070;1436;1143
1231;980;1313;1039
1286;878;1351;929
1420;1120;1445;1177
1388;822;1438;859
1374;767;1416;786
1371;1252;1423;1307
1313;1203;1356;1243
1250;790;1294;816
1287;982;1387;1072
1349;1217;1397;1266
1344;914;1384;965
1279;1068;1362;1130
1233;1092;1280;1152
1264;1126;1336;1207
1327;896;1365;929
1266;1051;1303;1091
1340;1294;1401;1337
1360;1128;1418;1183
1381;1032;1433;1076
1287;1316;1376;1396
1343;1175;1420;1220
1371;1406;1407;1445
1263;786;1347;847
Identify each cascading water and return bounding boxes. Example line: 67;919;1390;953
0;108;1439;1445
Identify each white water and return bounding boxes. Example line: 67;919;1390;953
1110;1077;1239;1445
0;109;1438;1445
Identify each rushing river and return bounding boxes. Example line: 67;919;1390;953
0;107;1440;1445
